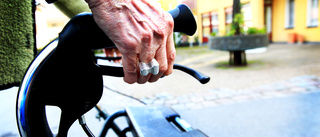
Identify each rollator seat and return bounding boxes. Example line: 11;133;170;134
125;106;208;137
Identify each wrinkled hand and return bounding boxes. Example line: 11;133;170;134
85;0;175;84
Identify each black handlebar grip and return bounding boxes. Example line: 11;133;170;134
168;4;197;36
58;4;197;50
56;4;209;84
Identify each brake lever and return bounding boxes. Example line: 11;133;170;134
173;64;210;84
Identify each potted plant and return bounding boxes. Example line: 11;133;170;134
297;34;304;45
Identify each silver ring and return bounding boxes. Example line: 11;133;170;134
139;58;159;76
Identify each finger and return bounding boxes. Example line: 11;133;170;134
148;44;167;83
122;54;138;84
138;31;156;64
115;48;122;57
164;32;175;76
115;49;122;63
137;73;151;84
103;48;111;60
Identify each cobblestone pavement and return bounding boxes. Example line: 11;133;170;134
99;75;320;110
99;44;320;110
139;75;320;110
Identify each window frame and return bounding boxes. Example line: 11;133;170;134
241;3;252;31
201;11;219;37
306;0;319;28
225;7;233;34
285;0;295;29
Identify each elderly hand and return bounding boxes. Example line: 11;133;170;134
85;0;175;84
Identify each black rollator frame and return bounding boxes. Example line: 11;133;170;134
16;4;209;137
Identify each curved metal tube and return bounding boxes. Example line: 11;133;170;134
16;40;58;137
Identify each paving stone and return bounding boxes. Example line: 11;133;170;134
315;82;320;86
153;99;165;105
290;87;307;93
202;101;218;107
142;75;320;110
266;92;288;98
231;95;252;102
190;96;204;103
204;94;218;101
249;92;264;99
165;99;179;106
216;92;235;98
185;102;203;109
305;85;319;92
140;97;153;105
171;104;186;110
237;89;253;95
214;98;234;105
273;84;289;91
154;92;173;100
177;96;191;104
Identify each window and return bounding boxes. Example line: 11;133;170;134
225;7;233;33
202;11;219;42
202;13;211;39
307;0;319;27
285;0;295;29
241;3;252;31
225;7;233;25
211;13;219;33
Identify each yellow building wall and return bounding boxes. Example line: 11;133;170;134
158;0;178;11
196;0;265;43
272;0;320;42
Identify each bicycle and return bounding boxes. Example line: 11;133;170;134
16;4;210;137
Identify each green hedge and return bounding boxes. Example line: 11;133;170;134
0;0;90;89
0;0;34;89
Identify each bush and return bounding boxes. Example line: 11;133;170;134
246;27;266;35
210;31;217;36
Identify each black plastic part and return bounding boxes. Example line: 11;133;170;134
124;106;208;137
99;110;127;137
166;115;188;132
174;64;210;84
119;127;131;137
94;106;123;135
22;14;106;137
168;4;197;36
16;4;206;137
79;121;95;137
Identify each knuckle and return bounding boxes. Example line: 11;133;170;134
124;66;137;75
154;29;165;38
121;38;138;51
159;63;168;72
168;49;176;61
141;32;152;42
165;13;174;28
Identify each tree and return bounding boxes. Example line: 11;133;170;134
229;0;247;66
